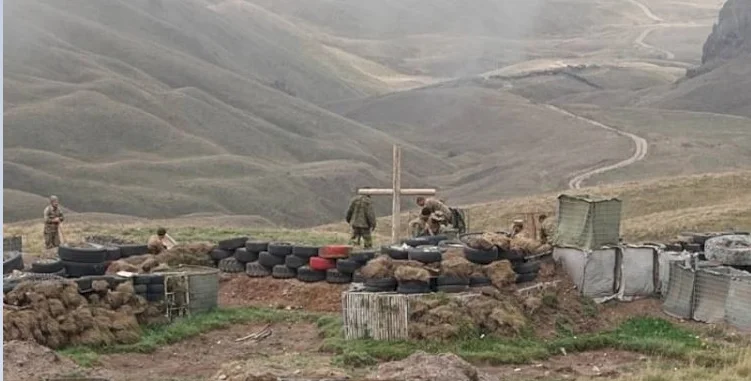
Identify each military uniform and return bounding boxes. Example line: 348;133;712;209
346;195;376;248
409;218;427;238
43;205;64;249
539;218;556;244
147;235;168;254
423;197;453;224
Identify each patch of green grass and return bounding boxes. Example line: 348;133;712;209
60;307;324;366
322;317;719;368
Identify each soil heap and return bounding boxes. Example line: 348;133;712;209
3;340;91;381
368;351;498;381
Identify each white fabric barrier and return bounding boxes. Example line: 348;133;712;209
553;246;618;300
657;250;692;295
618;245;658;299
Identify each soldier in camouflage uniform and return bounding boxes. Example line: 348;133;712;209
147;227;169;255
409;207;432;238
43;195;65;249
510;219;528;239
538;214;556;244
421;211;458;239
416;196;453;225
346;193;376;249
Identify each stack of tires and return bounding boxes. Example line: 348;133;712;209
244;241;294;278
211;237;249;272
57;244;114;277
300;245;372;284
131;274;166;302
3;251;24;274
459;233;543;284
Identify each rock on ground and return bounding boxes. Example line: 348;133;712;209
368;351;499;381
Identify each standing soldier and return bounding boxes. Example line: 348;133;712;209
346;191;376;249
43;195;64;249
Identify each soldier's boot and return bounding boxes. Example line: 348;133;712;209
362;231;373;249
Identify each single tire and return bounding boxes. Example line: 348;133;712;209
384;245;409;260
319;245;352;259
326;268;352;284
233;247;258;263
58;244;108;263
146;292;164;302
514;261;542;275
246;261;271;278
336;259;360;274
272;265;296;279
292;245;320;258
258;251;284;268
685;243;702;253
297;266;326;283
30;258;64;274
245;241;269;252
285;255;307;269
118;244;149;258
309;257;336;271
350;250;376;264
516;272;538;284
436;275;470;286
364;277;397;291
464;246;499;265
268;242;293;257
436;285;469;293
218;257;245;273
3;252;24;274
147;284;165;294
397;280;431;294
210;248;233;261
86;244;124;261
4;273;66;293
469;276;492;287
134;284;148;294
133;274;165;285
403;237;432;247
52;268;67;277
218;237;249;251
62;261;107;277
352;271;365;283
408;246;442;264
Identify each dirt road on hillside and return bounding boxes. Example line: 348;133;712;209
543;104;649;189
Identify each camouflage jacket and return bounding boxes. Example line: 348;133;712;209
346;195;376;229
409;218;427;238
424;198;452;222
420;224;457;239
147;235;167;254
43;205;64;233
539;219;556;244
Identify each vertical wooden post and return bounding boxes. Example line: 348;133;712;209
391;145;402;244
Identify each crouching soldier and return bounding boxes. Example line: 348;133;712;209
147;227;169;255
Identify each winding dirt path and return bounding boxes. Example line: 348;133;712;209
543;105;649;189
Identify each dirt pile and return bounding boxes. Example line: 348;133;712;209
440;256;475;278
368;351;495;381
481;232;510;251
3;279;158;348
107;254;168;274
484;260;516;288
3;340;89;381
409;289;527;341
106;243;215;274
213;361;349;381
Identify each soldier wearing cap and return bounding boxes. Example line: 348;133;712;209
43;195;65;249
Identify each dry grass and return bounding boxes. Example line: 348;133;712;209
621;351;751;381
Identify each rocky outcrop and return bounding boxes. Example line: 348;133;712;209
701;0;751;66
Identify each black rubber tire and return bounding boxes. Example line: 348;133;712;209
464;246;499;265
4;273;66;293
58;245;108;263
292;245;320;258
403;237;432;247
364;277;397;291
30;258;64;273
62;261;107;277
218;237;249;251
272;265;297;279
326;268;352;284
352;271;365;283
268;242;293;257
514;261;541;274
118;244;149;258
3;252;24;274
436;275;470;286
133;274;165;285
258;251;285;268
134;284;148;294
408;246;442;264
246;261;271;278
350;250;376;264
146;292;164;302
516;272;538;284
285;255;307;269
210;248;233;261
218;257;245;273
147;284;165;294
469;276;492;287
52;268;67;277
436;285;469;293
297;266;326;283
384;246;409;260
397;280;431;294
233;247;257;263
665;243;683;252
245;241;269;253
498;249;525;262
336;259;360;274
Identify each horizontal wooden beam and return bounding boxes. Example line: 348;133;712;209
358;188;436;196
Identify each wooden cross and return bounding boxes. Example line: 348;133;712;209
358;145;436;243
